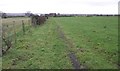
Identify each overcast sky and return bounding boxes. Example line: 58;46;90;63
0;0;119;14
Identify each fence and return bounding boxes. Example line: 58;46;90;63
0;17;2;56
2;17;31;54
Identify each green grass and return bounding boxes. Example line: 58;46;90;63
0;57;2;70
53;16;118;69
2;16;118;69
2;18;72;69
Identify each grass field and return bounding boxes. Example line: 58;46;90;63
2;17;30;35
2;16;118;69
54;16;118;69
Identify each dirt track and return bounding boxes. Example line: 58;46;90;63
56;24;85;69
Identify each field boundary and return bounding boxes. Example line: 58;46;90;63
2;18;31;55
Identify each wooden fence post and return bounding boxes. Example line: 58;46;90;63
28;20;31;26
7;25;10;42
22;20;25;35
13;21;16;45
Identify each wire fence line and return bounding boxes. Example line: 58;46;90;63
2;17;31;55
1;15;48;55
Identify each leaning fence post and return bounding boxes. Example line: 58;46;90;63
13;21;16;46
22;20;25;35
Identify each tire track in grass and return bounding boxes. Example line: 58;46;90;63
56;24;85;69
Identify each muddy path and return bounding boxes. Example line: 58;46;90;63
56;24;85;69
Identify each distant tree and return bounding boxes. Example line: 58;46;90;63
25;11;33;17
2;13;7;18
